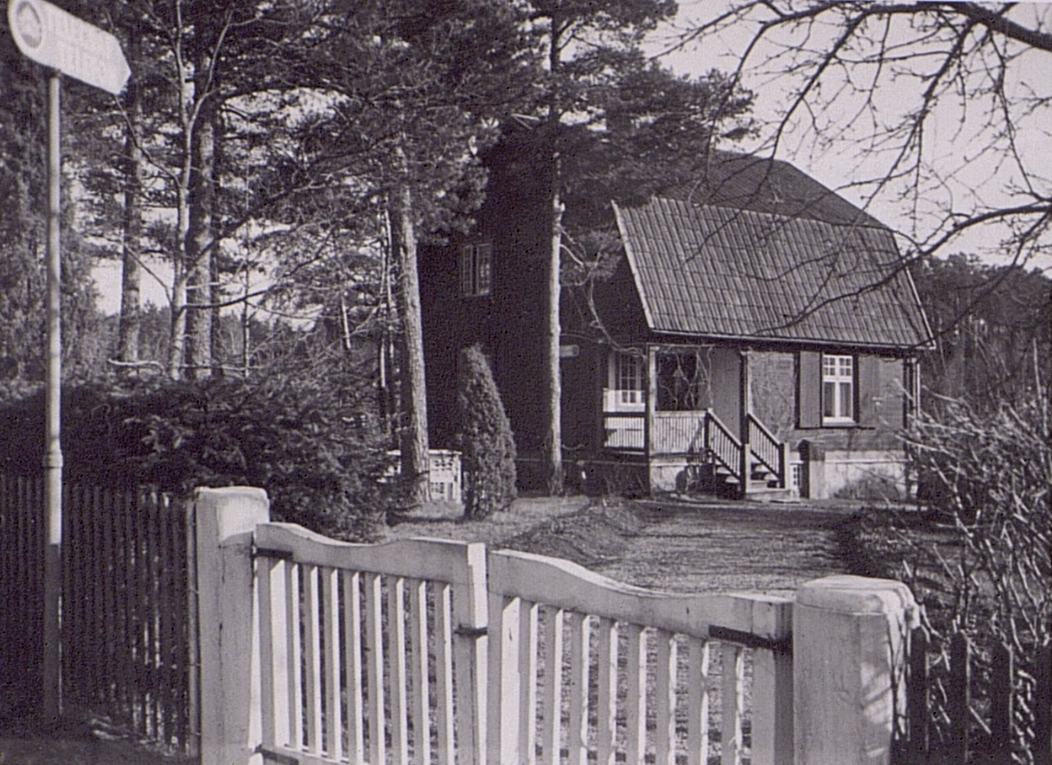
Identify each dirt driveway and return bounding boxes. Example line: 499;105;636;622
397;495;864;597
590;499;859;596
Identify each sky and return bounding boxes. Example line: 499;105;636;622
647;2;1052;272
92;1;1052;314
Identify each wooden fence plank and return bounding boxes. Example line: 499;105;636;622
567;612;590;765
1037;641;1052;765
257;556;278;750
625;624;648;765
907;626;929;765
302;564;322;754
686;637;710;765
541;607;564;765
409;578;431;765
434;582;455;765
184;496;200;756
323;566;343;761
103;486;119;710
991;643;1012;759
489;594;523;765
950;632;970;764
654;629;678;765
720;643;744;765
519;600;540;765
388;576;410;765
285;561;304;750
365;572;386;765
596;619;618;765
751;644;793;765
160;492;178;745
342;570;365;764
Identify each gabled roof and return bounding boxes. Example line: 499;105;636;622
665;151;885;228
612;196;933;349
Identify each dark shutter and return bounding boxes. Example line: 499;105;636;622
798;351;821;428
858;354;881;426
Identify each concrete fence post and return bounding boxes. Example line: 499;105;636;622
793;575;918;765
195;486;270;765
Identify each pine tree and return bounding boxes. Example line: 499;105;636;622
456;344;517;519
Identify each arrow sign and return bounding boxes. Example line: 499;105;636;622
8;0;130;95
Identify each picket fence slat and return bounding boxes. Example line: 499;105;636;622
655;628;678;765
687;637;711;765
721;643;745;765
365;571;385;765
323;567;341;762
342;569;365;764
541;605;564;765
520;600;540;765
303;564;322;754
388;576;410;765
625;623;648;765
433;581;455;765
596;618;618;765
409;578;430;765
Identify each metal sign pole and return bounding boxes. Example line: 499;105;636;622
7;0;129;721
43;69;63;721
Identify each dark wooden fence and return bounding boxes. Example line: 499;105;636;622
0;474;198;755
899;626;1052;765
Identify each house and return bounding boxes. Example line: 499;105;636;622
420;146;933;499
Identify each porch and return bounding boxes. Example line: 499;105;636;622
600;345;790;497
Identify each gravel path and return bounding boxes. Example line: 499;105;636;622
592;498;859;596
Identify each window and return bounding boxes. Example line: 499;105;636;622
822;354;854;422
459;243;492;297
616;353;643;405
656;350;708;411
606;352;645;412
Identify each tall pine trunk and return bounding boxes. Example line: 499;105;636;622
391;185;430;503
545;184;564;494
185;92;216;380
117;25;143;370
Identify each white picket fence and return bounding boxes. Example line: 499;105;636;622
193;487;917;765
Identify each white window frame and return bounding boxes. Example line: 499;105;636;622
822;354;855;423
606;351;645;412
459;243;492;297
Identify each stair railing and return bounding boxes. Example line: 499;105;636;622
747;413;785;488
702;409;743;485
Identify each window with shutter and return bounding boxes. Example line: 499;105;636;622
799;351;879;427
459;243;492;297
822;354;855;423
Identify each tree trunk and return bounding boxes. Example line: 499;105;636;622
185;93;216;380
117;25;143;370
391;186;430;504
545;186;564;494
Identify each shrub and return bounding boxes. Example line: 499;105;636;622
456;345;516;519
0;362;399;541
849;396;1050;760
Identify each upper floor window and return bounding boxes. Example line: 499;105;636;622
459;243;492;297
822;354;854;422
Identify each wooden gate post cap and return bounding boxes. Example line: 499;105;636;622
797;575;919;624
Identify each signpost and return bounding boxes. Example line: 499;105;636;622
7;0;129;719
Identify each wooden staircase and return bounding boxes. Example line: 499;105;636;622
684;410;789;499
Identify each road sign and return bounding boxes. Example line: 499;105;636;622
8;0;130;95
